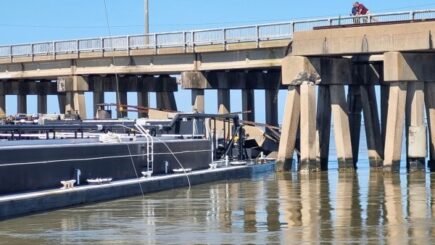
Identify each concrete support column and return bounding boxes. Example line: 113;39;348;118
347;86;363;168
380;85;390;145
360;85;384;167
329;85;354;170
405;82;426;170
218;89;231;114
37;94;47;114
277;86;300;171
92;77;105;118
265;89;278;127
66;92;87;119
425;82;435;171
242;89;255;121
0;95;5;117
137;92;149;118
191;89;204;113
117;92;128;118
157;92;177;111
93;92;104;117
57;76;88;119
58;94;66;114
316;86;331;170
383;82;407;172
300;82;319;172
17;94;27;114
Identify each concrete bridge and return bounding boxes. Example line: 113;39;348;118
278;10;435;172
0;9;434;172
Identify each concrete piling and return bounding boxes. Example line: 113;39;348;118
276;86;300;171
329;85;354;170
383;82;407;172
300;81;319;171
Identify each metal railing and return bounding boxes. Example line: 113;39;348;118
0;9;433;58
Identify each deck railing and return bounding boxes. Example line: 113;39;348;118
0;9;433;58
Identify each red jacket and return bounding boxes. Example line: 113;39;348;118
357;4;369;15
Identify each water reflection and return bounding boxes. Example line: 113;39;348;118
0;170;435;244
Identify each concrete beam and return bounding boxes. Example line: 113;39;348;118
384;52;435;82
329;85;354;170
181;71;211;89
57;76;89;92
277;86;300;171
292;21;435;56
384;82;407;172
282;56;320;86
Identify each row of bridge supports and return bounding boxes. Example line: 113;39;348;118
0;70;282;128
277;52;435;172
181;70;282;127
0;75;178;118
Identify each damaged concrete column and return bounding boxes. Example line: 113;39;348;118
278;55;320;171
57;76;89;119
406;82;426;170
383;52;435;171
181;71;209;113
321;58;354;170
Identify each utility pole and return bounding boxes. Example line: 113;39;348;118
144;0;149;34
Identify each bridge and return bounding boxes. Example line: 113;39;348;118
0;9;434;172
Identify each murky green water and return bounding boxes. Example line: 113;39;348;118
0;166;434;244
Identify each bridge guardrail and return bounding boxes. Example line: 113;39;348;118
0;9;433;58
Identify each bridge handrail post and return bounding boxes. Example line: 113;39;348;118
191;32;195;52
183;31;187;53
223;28;227;50
328;18;332;26
410;11;415;21
76;39;79;54
100;37;104;54
9;45;12;60
291;22;296;33
256;25;260;48
52;41;56;58
126;35;130;55
31;43;34;60
154;33;158;53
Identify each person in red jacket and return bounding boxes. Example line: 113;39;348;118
355;2;369;15
352;2;370;23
